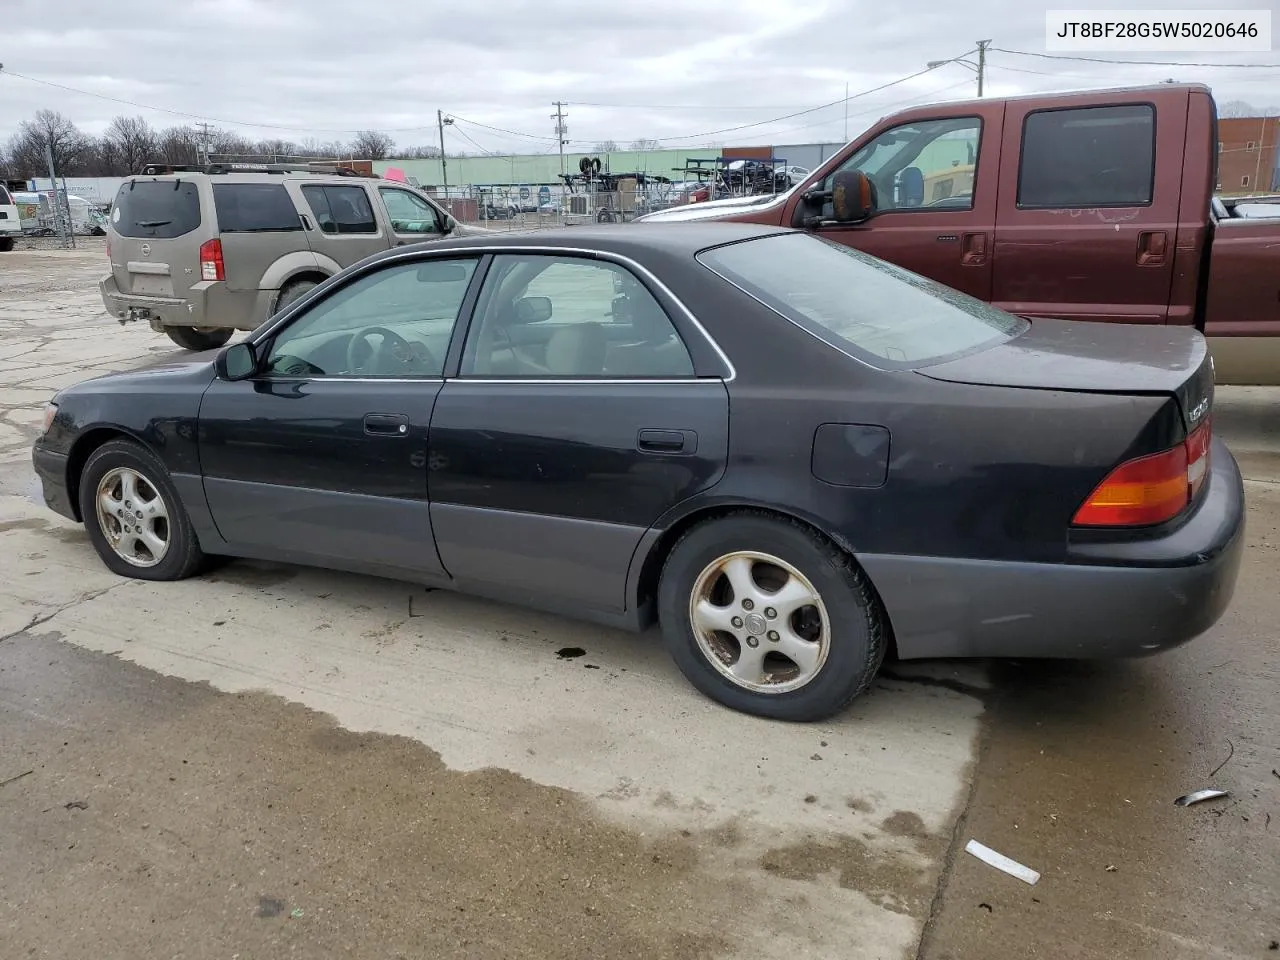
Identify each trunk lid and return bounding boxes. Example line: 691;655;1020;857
108;177;210;299
919;316;1214;430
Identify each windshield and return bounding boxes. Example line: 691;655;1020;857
697;233;1027;368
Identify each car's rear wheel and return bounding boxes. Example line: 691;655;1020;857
657;513;886;721
165;326;233;351
275;279;319;314
78;439;206;581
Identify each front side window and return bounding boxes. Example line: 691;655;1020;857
698;232;1025;369
461;254;696;378
1017;104;1155;208
379;187;442;235
263;257;477;378
301;184;378;234
820;117;981;214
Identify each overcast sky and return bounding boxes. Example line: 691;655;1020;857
2;0;1278;154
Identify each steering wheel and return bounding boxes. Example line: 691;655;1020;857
345;326;436;376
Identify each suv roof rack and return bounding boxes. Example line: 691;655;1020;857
137;161;370;178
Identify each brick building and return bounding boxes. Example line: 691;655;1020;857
1217;116;1280;194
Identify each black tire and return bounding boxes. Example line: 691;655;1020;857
657;512;887;722
165;326;233;351
275;279;319;314
77;438;207;582
0;237;14;252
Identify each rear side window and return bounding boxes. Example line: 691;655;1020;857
112;180;202;238
0;186;11;205
1018;104;1155;208
301;184;377;234
213;183;301;232
698;232;1026;370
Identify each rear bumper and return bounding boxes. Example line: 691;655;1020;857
99;273;271;331
861;438;1246;660
32;442;77;522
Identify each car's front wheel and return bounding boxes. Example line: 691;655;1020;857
0;237;14;252
78;439;207;581
657;513;886;721
165;326;233;351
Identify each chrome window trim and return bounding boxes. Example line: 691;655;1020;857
248;243;737;383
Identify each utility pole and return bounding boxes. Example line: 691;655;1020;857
843;82;849;140
44;143;70;249
552;101;567;179
195;122;213;167
437;110;453;195
976;39;990;97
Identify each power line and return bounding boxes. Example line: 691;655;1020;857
0;67;440;135
992;47;1280;69
650;64;950;142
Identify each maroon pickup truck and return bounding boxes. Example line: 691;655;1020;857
637;83;1279;384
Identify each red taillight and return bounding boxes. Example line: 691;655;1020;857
199;238;224;281
1073;417;1212;527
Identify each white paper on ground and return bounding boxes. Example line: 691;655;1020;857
964;839;1041;885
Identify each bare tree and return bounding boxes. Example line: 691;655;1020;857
1219;100;1260;118
350;130;394;160
5;109;92;177
157;125;201;165
628;138;661;151
592;139;619;153
395;144;441;159
103;116;157;174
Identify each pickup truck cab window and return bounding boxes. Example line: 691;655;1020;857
1017;104;1155;208
819;117;982;216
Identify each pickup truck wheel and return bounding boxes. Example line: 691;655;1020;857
0;237;14;252
275;279;319;314
165;326;233;351
657;513;887;722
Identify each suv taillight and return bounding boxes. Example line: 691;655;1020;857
1072;417;1212;527
199;238;225;281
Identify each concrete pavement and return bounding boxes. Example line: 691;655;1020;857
0;241;1276;959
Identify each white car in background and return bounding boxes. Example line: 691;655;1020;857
0;184;20;251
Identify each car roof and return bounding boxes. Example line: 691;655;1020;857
382;221;796;264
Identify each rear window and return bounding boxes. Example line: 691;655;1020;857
112;179;202;239
0;186;11;205
697;233;1026;369
213;183;302;232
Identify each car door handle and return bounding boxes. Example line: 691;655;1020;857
637;428;696;455
299;214;313;231
363;413;409;436
961;232;988;266
1137;230;1168;266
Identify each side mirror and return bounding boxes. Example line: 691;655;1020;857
831;170;876;223
217;341;258;381
514;296;553;323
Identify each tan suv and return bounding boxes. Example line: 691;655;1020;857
100;162;487;350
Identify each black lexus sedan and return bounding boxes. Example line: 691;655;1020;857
32;223;1244;722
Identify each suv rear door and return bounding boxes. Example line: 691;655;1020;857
992;92;1186;324
107;177;211;300
210;180;311;292
289;180;389;267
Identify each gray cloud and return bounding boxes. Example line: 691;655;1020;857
1;0;1277;151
